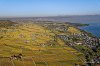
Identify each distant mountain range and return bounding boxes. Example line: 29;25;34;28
0;15;100;23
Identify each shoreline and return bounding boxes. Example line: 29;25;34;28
78;24;100;38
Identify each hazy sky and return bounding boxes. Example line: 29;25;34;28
0;0;100;17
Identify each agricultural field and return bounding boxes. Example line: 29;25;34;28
0;20;86;66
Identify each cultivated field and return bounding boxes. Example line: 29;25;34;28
0;21;85;66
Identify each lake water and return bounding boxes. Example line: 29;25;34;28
79;22;100;38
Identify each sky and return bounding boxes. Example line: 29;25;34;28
0;0;100;17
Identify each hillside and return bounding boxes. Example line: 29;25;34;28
0;21;86;66
0;20;17;28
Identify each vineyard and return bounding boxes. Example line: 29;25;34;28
0;21;87;66
0;46;85;66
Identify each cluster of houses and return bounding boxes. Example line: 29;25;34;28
56;32;100;47
42;22;68;32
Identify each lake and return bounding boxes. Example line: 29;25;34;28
79;22;100;38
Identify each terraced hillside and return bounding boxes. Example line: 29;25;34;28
0;20;86;66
